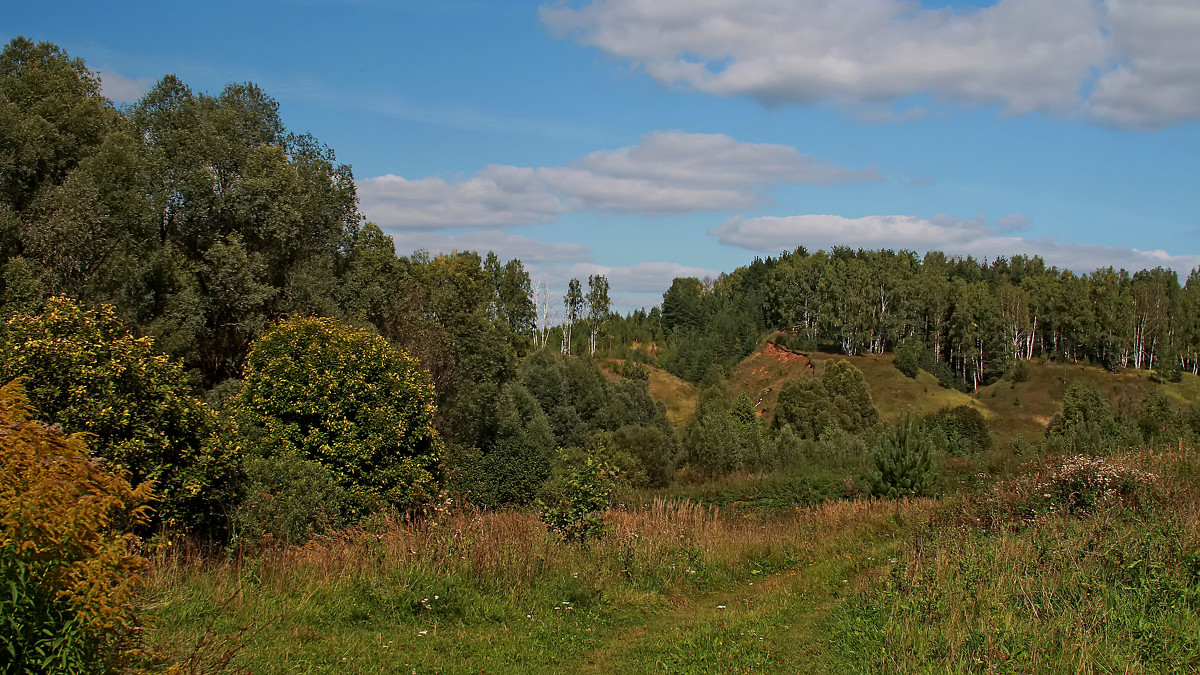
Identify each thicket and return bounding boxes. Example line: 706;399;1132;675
233;316;443;516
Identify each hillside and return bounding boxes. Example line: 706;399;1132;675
599;359;699;426
656;343;1200;447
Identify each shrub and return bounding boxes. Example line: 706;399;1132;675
1047;382;1115;438
1136;388;1181;444
684;388;760;475
868;412;935;498
537;448;620;543
1004;358;1029;383
609;424;678;488
232;453;349;549
998;455;1159;521
0;297;238;535
773;376;832;440
233;316;443;515
1;379;154;673
821;360;880;432
924;405;993;456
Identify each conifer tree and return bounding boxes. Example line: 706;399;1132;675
869;412;935;498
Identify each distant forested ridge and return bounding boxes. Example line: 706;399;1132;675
609;248;1199;390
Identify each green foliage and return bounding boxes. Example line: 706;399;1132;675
684;388;763;475
1046;381;1124;452
774;360;879;441
821;360;880;432
537;448;620;543
234;316;443;515
233;453;349;549
0;380;154;674
0;297;237;535
1136;388;1182;444
773;376;833;440
924;405;993;456
448;382;555;509
893;337;923;379
608;424;678;488
868;412;935;498
1005;358;1030;383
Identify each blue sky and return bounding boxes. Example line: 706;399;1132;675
5;0;1199;311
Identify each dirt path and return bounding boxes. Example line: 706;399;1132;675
579;538;899;674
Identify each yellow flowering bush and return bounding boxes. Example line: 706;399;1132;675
0;379;154;673
0;298;239;536
233;317;442;515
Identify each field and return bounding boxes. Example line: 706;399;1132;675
145;446;1200;673
142;349;1200;673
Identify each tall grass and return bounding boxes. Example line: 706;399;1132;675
824;444;1200;674
143;497;932;672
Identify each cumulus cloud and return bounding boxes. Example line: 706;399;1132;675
388;229;592;263
357;131;878;228
542;0;1200;128
712;213;1200;273
562;260;723;293
97;68;154;102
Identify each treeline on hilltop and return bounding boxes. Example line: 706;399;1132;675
603;248;1200;390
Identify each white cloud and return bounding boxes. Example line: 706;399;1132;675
712;213;1200;273
1088;0;1200;128
97;68;154;102
357;171;568;228
996;213;1033;231
388;229;592;263
543;0;1200;128
357;131;877;228
562;260;723;293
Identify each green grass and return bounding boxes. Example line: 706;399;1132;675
598;358;699;427
823;448;1200;674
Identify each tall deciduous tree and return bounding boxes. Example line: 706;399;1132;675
563;278;583;355
586;274;609;356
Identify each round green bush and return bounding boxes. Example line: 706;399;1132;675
234;316;443;514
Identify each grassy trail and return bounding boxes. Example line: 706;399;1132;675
579;532;903;673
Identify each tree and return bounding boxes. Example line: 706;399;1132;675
0;298;238;535
869;412;935;498
821;360;880;432
498;258;536;340
773;376;834;440
234;316;443;514
586;274;610;356
563;278;583;355
0;37;118;213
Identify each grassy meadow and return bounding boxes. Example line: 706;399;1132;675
143;352;1200;674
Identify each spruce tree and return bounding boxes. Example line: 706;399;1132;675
868;412;935;498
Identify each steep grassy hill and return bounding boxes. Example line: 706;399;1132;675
599;359;699;426
720;344;1200;447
